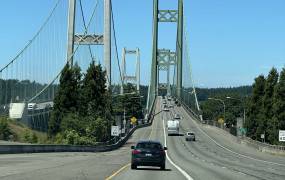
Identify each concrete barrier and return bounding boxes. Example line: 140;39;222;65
0;98;157;154
0;119;153;154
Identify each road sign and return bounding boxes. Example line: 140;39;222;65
218;118;224;124
279;130;285;142
111;126;120;136
131;116;137;125
261;134;265;139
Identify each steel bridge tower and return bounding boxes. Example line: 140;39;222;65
67;0;111;87
150;0;183;101
120;48;140;94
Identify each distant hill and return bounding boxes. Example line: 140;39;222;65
196;86;252;101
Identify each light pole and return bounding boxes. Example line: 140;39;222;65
226;96;246;125
208;97;226;125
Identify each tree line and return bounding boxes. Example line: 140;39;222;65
246;67;285;144
48;62;144;145
197;86;252;135
197;67;285;145
0;79;56;106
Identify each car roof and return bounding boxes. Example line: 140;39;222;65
137;140;162;144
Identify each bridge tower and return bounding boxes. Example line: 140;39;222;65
150;0;183;103
120;48;140;94
67;0;111;87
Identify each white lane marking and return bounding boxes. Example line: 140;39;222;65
162;115;194;180
179;107;285;167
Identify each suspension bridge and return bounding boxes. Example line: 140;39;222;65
0;1;285;180
0;0;200;131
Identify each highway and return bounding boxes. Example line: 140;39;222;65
0;97;285;180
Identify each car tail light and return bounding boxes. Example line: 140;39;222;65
132;149;141;155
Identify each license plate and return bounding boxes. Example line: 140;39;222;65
145;153;152;157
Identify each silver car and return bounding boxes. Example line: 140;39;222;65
185;132;195;141
174;114;181;120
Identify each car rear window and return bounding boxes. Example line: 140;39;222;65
136;142;162;150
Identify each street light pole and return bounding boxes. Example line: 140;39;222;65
208;97;226;124
226;96;246;124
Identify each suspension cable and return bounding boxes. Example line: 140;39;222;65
110;1;123;85
29;0;99;102
0;0;62;73
79;0;94;61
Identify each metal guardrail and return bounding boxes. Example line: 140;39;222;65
242;137;285;151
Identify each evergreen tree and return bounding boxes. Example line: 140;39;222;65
272;68;285;144
247;75;265;139
48;63;81;135
81;62;109;117
259;68;278;142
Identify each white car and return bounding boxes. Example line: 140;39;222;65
185;132;195;141
174;114;181;120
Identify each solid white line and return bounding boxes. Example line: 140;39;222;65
162;115;194;180
179;107;285;167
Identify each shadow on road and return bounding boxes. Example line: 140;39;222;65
168;133;184;136
135;167;172;171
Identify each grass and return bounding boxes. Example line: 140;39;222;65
5;117;49;144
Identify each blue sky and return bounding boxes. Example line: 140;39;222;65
0;0;284;88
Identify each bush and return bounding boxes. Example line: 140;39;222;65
63;130;96;145
22;129;38;143
0;118;13;140
60;113;86;134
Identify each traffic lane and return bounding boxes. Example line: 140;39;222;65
0;121;153;180
177;105;285;165
163;110;257;180
174;106;285;179
112;98;186;180
177;105;285;167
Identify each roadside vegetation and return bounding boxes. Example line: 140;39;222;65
48;62;143;145
0;116;48;143
246;67;285;145
198;67;285;145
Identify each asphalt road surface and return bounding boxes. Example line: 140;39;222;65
0;97;285;180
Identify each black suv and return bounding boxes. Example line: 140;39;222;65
131;140;167;170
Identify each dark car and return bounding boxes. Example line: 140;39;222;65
131;140;167;170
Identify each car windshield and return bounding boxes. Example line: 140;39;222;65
136;142;162;150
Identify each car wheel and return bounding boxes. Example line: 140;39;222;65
193;138;196;141
160;164;165;170
131;164;137;169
